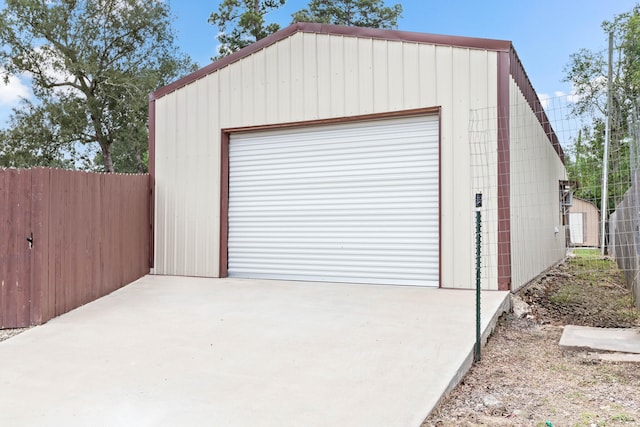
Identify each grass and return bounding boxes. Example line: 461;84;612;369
569;248;615;271
610;413;635;422
549;283;582;304
539;250;640;327
571;248;602;259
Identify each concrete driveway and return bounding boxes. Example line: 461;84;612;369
0;276;508;427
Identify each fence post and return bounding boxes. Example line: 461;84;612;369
475;192;482;362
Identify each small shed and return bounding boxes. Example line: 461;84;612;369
149;23;567;292
569;197;600;247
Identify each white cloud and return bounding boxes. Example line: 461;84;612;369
32;46;82;96
552;87;582;104
538;93;551;109
537;88;582;110
0;71;31;106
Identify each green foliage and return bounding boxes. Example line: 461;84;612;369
0;102;77;169
209;0;286;60
564;4;640;211
0;0;193;173
571;248;602;259
292;0;402;29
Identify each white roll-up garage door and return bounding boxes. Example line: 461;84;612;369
228;115;439;286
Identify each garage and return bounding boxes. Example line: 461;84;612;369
226;115;439;286
150;23;567;291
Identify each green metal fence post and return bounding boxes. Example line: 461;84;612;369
475;193;482;362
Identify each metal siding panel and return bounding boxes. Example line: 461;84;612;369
469;49;499;291
219;66;231;127
434;46;453;108
252;50;267;124
302;33;319;119
278;39;292;121
192;79;208;274
469;49;489;108
228;115;439;286
329;36;345;117
264;47;279;124
173;87;189;274
418;44;437;106
317;35;332;117
158;95;177;274
208;75;221;276
357;38;374;114
156;97;170;274
241;53;255;125
290;33;305;122
372;39;389;112
509;77;566;290
403;43;420;109
344;36;359;115
451;48;472;289
229;61;243;127
184;82;201;275
387;41;404;110
435;45;454;288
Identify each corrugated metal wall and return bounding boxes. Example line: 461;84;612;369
153;32;499;289
0;168;150;328
509;78;567;290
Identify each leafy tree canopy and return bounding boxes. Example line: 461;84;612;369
0;0;194;172
564;4;640;209
209;0;286;60
292;0;402;29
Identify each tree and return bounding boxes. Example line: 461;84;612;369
292;0;403;29
0;0;193;173
0;102;77;169
564;5;640;209
209;0;286;60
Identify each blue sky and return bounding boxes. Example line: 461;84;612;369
0;0;638;129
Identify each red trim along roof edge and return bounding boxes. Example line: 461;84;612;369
509;45;565;163
150;22;511;101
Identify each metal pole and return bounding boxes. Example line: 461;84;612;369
601;32;613;256
475;193;482;362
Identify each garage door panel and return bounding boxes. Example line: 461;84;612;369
228;115;439;286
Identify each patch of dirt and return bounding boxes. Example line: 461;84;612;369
423;254;640;427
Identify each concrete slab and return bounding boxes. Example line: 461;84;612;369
559;325;640;354
0;276;508;427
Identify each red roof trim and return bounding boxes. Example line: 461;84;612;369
508;46;565;163
150;22;511;101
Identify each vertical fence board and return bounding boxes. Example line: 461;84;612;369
5;170;18;327
31;168;48;324
0;170;11;328
0;169;32;328
5;171;19;327
14;170;31;327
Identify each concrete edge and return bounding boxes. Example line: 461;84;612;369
424;293;511;420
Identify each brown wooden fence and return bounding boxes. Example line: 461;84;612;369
0;168;150;328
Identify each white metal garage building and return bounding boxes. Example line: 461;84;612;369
149;23;567;292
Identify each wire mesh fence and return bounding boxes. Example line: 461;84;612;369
470;92;640;307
